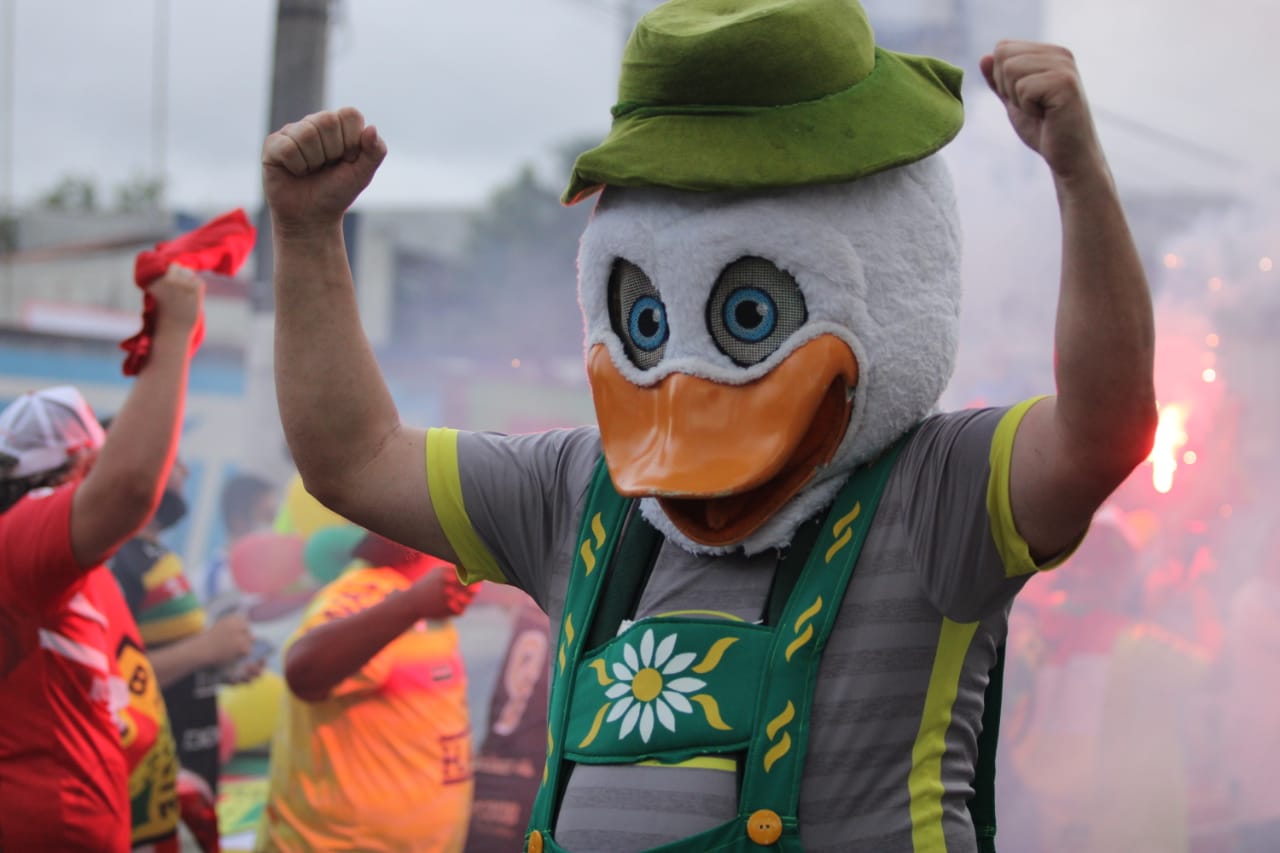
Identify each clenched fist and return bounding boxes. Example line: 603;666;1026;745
981;42;1107;186
407;562;479;620
150;263;205;343
261;106;388;236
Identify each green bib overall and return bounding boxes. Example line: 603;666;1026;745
526;439;1002;853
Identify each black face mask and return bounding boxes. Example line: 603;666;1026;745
155;490;188;530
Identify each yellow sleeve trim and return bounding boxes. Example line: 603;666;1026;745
987;396;1060;579
425;428;508;585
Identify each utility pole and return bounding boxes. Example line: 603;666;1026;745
1;0;15;310
244;0;332;480
151;0;170;197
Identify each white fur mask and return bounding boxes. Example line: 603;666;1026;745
577;155;962;554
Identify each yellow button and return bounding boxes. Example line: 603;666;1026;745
746;809;782;845
528;830;544;853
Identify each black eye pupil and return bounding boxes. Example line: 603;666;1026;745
706;257;806;367
735;301;764;330
637;309;660;338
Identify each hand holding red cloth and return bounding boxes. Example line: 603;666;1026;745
121;208;257;375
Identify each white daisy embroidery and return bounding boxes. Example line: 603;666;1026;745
604;628;704;743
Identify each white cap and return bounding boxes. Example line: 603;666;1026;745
0;386;106;480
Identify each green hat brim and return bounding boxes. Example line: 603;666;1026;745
563;48;963;206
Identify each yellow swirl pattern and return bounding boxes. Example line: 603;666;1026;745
692;637;740;674
588;658;614;686
833;501;862;536
544;728;553;782
763;732;792;773
785;596;823;661
766;700;795;740
558;613;575;673
578;703;612;749
763;700;797;772
785;624;814;662
690;694;733;731
825;501;862;564
794;597;823;631
825;528;852;564
582;512;607;575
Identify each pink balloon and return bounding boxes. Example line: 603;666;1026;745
228;531;306;596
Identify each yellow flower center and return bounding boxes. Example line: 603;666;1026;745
631;667;663;702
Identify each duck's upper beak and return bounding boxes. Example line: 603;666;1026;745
587;334;859;547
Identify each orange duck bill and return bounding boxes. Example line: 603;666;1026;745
587;334;859;547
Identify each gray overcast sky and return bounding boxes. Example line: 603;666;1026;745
3;0;1277;211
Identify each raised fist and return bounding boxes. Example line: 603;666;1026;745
261;106;387;235
149;264;205;340
409;562;480;620
981;42;1107;184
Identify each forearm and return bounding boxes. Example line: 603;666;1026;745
283;588;422;701
71;327;192;567
148;633;213;689
272;226;402;509
1052;168;1158;475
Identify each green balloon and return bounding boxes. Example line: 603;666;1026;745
303;525;366;586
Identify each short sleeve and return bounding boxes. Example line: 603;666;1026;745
425;427;600;608
290;572;399;697
0;484;84;615
895;400;1058;622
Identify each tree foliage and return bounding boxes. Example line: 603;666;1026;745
39;175;99;212
409;140;597;361
36;173;166;213
115;175;166;212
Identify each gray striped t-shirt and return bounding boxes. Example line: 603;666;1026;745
430;403;1045;852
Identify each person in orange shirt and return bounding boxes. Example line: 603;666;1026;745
255;533;478;852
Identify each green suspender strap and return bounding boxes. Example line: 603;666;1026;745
968;642;1005;853
526;435;910;853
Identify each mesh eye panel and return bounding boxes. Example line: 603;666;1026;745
706;256;807;366
608;259;667;370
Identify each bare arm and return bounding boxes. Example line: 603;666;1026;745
71;268;204;568
148;613;255;688
148;634;217;689
983;43;1158;560
284;567;456;702
262;108;455;560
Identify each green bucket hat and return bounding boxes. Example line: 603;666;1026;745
562;0;964;205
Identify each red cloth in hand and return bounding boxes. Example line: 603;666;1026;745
121;208;257;376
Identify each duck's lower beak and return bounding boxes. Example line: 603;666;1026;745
587;334;859;547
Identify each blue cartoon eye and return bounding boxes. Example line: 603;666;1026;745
608;259;668;370
629;296;668;352
706;257;807;367
722;287;776;343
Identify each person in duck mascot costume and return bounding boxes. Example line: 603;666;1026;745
261;0;1157;850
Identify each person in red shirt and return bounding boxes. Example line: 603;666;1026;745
0;265;204;852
